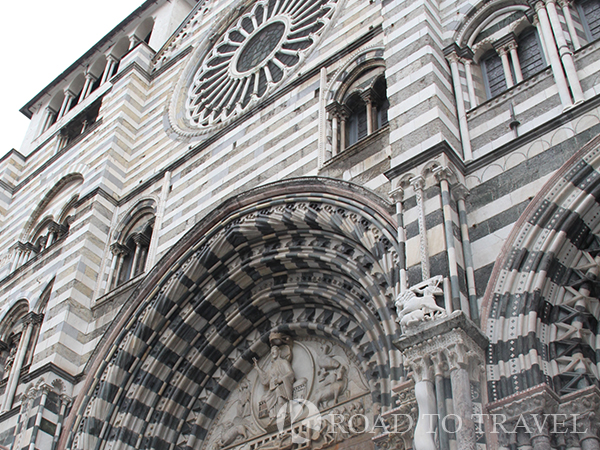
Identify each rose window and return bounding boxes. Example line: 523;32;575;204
186;0;338;128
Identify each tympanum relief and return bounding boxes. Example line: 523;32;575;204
204;333;371;450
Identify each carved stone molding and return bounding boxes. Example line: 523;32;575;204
373;380;417;450
395;311;487;382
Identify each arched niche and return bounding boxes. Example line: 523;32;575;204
60;178;403;450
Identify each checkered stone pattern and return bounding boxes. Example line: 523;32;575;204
485;135;600;402
66;191;403;450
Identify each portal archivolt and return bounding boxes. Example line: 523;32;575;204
62;178;402;450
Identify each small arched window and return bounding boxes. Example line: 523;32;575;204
328;68;389;153
108;207;155;291
117;221;153;286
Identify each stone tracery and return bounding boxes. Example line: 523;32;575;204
186;0;338;129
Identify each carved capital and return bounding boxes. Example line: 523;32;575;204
325;101;343;118
360;88;381;105
106;53;119;64
487;385;559;421
433;166;455;183
409;175;425;191
23;312;44;326
132;233;150;247
405;355;433;383
110;243;129;257
389;186;404;204
453;183;470;201
534;0;546;12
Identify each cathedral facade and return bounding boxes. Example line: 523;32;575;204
1;0;600;448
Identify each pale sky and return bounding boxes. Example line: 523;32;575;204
0;1;145;155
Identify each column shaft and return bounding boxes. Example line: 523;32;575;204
365;100;373;135
546;0;584;102
509;46;524;83
331;115;339;156
439;176;461;313
340;117;347;152
2;321;34;412
499;50;515;87
449;56;473;161
414;380;437;450
535;2;574;107
464;60;478;108
457;196;478;323
27;387;49;450
412;177;430;280
560;0;581;50
450;367;476;450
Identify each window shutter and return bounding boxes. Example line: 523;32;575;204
482;53;507;98
518;31;545;79
580;0;600;39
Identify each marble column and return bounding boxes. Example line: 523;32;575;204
497;47;515;88
545;0;585;103
411;357;437;450
447;50;473;161
129;34;141;50
411;175;430;281
131;234;150;278
534;0;574;107
446;342;477;450
395;313;488;450
57;89;76;120
435;167;462;313
80;72;97;102
361;89;378;136
27;384;51;450
431;351;450;450
463;57;478;108
41;106;57;132
454;185;478;323
52;394;71;450
106;243;128;291
326;102;341;157
101;54;119;84
508;41;524;83
1;313;43;412
559;0;581;50
389;185;408;291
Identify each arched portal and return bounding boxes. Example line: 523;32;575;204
483;134;600;405
61;178;402;450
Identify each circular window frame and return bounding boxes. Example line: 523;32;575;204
169;0;340;137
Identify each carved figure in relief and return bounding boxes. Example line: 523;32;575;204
253;343;295;424
314;344;348;409
395;275;446;329
213;381;252;448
